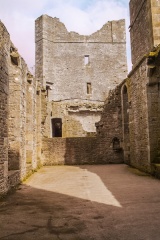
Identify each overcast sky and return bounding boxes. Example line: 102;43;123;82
0;0;131;72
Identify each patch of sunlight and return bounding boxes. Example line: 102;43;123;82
25;166;122;207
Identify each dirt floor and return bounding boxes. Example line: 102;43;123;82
0;164;160;240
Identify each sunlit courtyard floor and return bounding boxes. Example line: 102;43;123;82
0;164;160;240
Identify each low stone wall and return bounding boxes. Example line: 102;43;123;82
42;138;66;165
42;137;97;165
65;137;97;165
42;136;123;165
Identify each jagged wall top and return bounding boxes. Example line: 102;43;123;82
35;14;126;43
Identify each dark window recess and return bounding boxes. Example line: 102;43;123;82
87;83;92;94
51;118;62;137
123;85;127;94
46;86;50;97
10;47;19;66
36;90;40;95
112;137;121;152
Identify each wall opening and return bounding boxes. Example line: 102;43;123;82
112;137;121;152
87;83;92;94
122;85;130;164
10;47;19;66
84;55;89;65
51;118;62;137
46;85;50;97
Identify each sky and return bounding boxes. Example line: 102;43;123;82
0;0;131;72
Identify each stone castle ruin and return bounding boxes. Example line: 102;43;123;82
0;0;160;195
35;15;127;137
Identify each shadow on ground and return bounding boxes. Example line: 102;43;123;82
0;164;160;240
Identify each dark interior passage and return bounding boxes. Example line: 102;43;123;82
51;118;62;137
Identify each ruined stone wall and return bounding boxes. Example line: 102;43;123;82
36;86;42;165
146;53;160;176
42;133;123;165
125;53;160;175
36;15;127;101
42;86;124;166
129;0;160;66
9;52;24;178
26;73;37;170
8;53;38;179
147;64;160;170
0;20;41;195
151;0;160;46
126;62;150;172
48;101;103;138
128;0;160;175
40;89;48;137
35;15;127;137
95;84;124;163
42;137;99;165
129;0;153;65
40;91;103;138
0;21;10;194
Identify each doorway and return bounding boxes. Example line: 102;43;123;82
51;118;62;137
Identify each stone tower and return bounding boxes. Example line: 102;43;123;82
35;15;127;137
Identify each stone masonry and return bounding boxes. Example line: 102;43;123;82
90;0;159;176
129;0;160;65
0;21;40;195
8;46;38;180
35;15;127;137
0;21;9;194
1;0;160;195
42;84;124;166
89;0;160;176
125;0;160;175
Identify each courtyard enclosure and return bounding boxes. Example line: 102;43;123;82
1;0;160;195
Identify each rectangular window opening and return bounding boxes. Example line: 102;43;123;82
87;82;92;94
84;55;89;65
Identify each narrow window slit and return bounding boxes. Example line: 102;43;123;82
84;55;89;65
87;83;92;94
